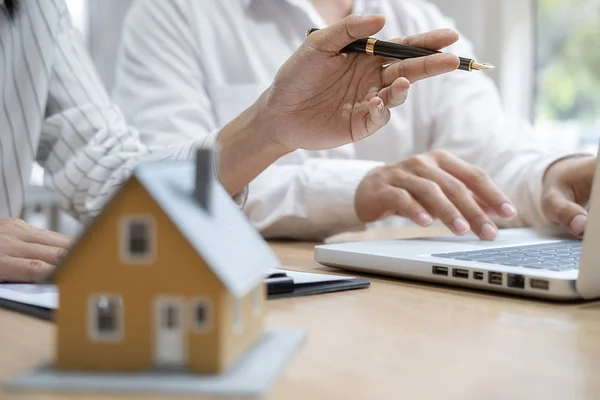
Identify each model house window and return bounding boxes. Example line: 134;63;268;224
88;295;123;342
120;216;155;264
233;298;243;334
252;287;261;317
191;298;212;332
128;221;150;255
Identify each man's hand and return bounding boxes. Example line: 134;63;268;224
355;150;517;240
217;14;460;196
542;156;596;236
265;14;460;151
0;218;71;283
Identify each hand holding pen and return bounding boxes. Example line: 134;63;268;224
306;28;494;72
263;15;461;151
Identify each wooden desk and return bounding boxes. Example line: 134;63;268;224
2;227;600;400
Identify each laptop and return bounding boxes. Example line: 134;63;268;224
315;155;600;301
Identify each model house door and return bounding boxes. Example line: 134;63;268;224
154;297;186;368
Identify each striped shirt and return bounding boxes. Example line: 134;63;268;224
0;0;213;222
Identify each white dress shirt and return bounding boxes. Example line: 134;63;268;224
113;0;570;239
0;0;218;221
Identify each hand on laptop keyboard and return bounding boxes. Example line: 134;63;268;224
354;150;517;240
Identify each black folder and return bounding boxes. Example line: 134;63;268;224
266;270;370;300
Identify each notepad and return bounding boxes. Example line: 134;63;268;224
0;269;369;320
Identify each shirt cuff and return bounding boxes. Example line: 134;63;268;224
182;129;249;209
304;158;384;233
331;160;385;231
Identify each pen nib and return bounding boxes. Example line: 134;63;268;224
471;61;496;71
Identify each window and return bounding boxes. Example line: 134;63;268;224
120;216;156;264
88;295;123;342
252;287;262;317
191;298;212;332
233;298;243;334
128;221;150;255
535;0;600;153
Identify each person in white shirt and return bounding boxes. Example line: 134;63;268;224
113;0;597;241
0;0;458;282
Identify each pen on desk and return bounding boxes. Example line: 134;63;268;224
305;28;495;72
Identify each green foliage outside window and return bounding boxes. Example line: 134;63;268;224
536;0;600;145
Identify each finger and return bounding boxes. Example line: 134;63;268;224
364;96;391;138
423;168;499;240
543;190;589;236
396;28;460;51
0;256;54;283
392;173;470;236
378;77;410;108
21;227;72;249
381;53;459;84
473;194;500;217
380;187;433;227
306;14;386;53
10;241;68;265
437;154;517;219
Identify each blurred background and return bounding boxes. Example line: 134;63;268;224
26;0;600;233
66;0;600;153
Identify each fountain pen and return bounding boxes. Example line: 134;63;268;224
306;28;495;72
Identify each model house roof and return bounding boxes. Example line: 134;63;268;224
51;153;280;298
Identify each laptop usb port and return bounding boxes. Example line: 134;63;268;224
488;272;503;285
432;266;448;276
452;268;469;279
507;274;525;289
473;272;484;280
530;279;549;290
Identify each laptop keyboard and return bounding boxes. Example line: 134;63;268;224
431;240;582;271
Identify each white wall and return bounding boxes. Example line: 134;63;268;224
431;0;536;121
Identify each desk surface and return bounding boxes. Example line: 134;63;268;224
2;227;600;400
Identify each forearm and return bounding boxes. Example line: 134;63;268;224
216;91;291;196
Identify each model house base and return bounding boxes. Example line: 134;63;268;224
8;330;304;398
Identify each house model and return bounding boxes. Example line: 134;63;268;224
49;149;281;375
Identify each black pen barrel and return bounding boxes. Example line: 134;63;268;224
374;40;436;58
458;57;473;71
308;29;474;71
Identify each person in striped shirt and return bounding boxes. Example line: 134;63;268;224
0;0;460;282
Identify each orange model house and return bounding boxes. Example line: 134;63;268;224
49;149;280;375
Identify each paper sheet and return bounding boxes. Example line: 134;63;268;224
0;284;57;309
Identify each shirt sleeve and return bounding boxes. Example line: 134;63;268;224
111;0;376;239
246;157;382;240
111;0;219;150
36;0;218;222
415;3;575;229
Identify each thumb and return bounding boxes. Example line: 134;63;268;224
307;14;386;53
543;189;589;236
